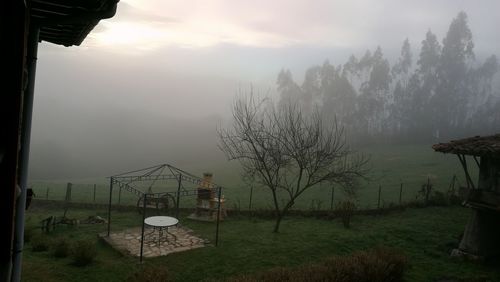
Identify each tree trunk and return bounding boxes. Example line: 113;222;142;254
273;214;283;233
270;189;282;233
273;202;294;233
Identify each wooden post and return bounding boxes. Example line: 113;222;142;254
399;183;403;206
377;185;382;209
65;183;72;202
457;154;476;189
248;185;253;212
46;187;49;200
93;184;96;203
330;186;335;210
425;177;431;205
215;187;222;247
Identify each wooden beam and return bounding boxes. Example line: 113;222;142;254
457;154;476;190
473;156;481;169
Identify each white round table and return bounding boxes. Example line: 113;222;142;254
145;216;179;227
144;216;179;244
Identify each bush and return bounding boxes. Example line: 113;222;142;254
335;201;357;228
428;191;448;206
53;238;71;258
227;247;407;282
342;246;407;282
72;240;97;266
127;264;171;282
31;236;50;252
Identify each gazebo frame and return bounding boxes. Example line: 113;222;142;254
106;164;223;262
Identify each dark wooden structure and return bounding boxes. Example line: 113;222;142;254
433;134;500;258
1;0;118;280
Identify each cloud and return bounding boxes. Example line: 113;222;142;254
82;0;500;57
115;2;180;24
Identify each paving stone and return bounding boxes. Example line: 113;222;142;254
172;246;191;253
103;226;206;258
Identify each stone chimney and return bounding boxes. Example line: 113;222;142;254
200;172;213;189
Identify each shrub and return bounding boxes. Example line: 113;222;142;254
343;246;407;282
127;264;171;282
416;182;432;203
428;190;448;206
31;236;50;252
227;247;407;282
335;201;357;228
72;240;97;266
53;238;71;258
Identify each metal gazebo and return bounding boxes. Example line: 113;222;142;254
106;164;224;262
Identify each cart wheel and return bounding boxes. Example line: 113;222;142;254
158;194;177;213
136;197;150;214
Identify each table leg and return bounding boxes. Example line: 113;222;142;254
158;228;163;245
144;227;156;244
165;226;177;242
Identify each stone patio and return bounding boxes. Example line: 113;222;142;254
100;225;207;258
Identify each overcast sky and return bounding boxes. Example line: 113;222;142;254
37;0;500;117
31;0;500;179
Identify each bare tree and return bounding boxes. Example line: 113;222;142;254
218;95;369;232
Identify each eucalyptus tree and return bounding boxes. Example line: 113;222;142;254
416;30;441;139
357;46;391;136
390;38;413;136
435;11;474;137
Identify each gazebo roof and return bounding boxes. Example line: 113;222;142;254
31;0;118;46
432;134;500;157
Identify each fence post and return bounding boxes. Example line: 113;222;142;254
399;183;403;206
330;185;335;210
65;183;72;202
248;185;253;212
450;174;456;192
425;177;431;205
377;185;381;209
46;187;49;200
93;184;96;203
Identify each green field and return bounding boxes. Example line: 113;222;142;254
30;144;475;211
22;204;499;281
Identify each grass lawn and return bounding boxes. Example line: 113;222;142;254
21;204;499;282
29;143;476;211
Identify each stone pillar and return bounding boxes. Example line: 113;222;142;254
458;210;500;258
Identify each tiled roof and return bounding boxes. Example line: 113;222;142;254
432;134;500;157
31;0;118;46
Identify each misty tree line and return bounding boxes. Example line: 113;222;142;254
277;12;499;144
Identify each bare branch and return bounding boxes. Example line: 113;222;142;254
217;94;370;232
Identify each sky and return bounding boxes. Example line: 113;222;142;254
37;0;500;116
31;0;500;179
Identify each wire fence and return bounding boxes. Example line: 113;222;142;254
30;173;467;213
